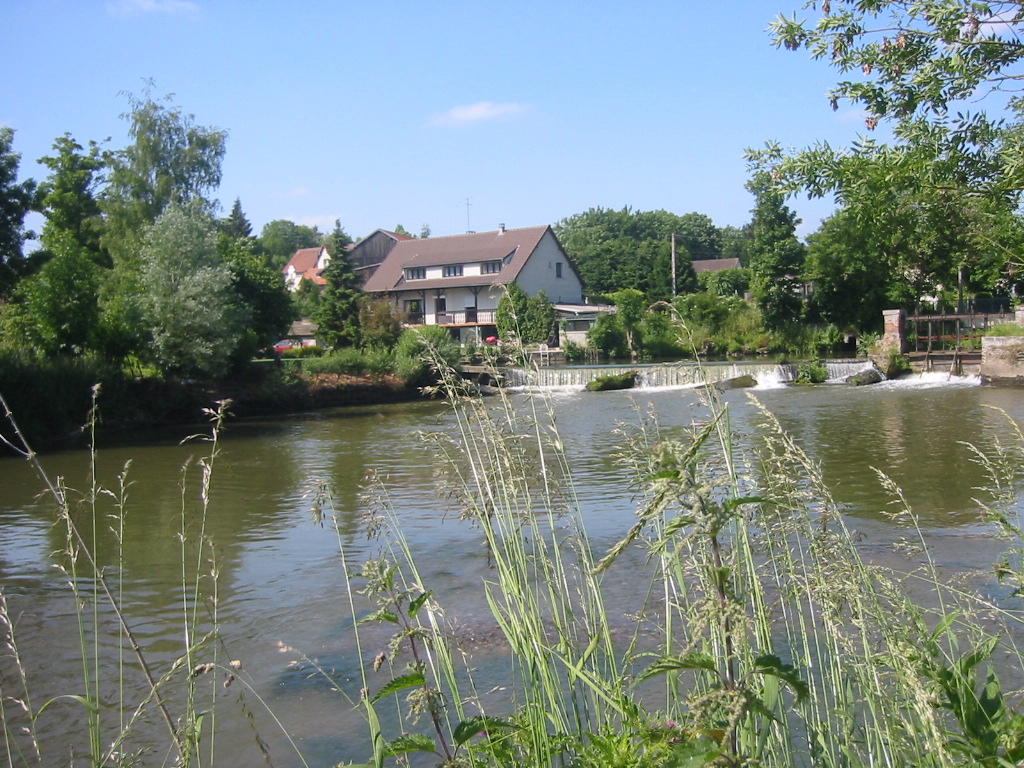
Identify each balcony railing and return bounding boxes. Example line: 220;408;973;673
407;309;496;326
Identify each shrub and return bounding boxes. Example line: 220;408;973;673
986;322;1024;337
394;326;461;386
795;359;828;383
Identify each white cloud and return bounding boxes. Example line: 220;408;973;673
288;187;310;198
107;0;199;16
428;101;531;127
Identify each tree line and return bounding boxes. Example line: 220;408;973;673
6;0;1024;381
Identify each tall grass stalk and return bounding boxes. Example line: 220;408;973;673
0;390;304;767
323;329;1024;767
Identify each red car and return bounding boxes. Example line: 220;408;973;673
273;339;298;354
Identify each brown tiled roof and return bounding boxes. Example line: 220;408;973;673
362;225;552;293
284;246;326;274
692;257;742;273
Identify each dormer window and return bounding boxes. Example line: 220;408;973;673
443;265;463;277
407;267;426;280
482;261;502;274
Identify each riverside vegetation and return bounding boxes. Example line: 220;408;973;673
3;332;1024;767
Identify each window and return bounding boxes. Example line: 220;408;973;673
482;261;502;274
406;267;426;280
555;262;563;278
443;264;463;277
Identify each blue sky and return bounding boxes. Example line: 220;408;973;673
3;0;870;242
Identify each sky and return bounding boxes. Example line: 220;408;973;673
2;0;871;243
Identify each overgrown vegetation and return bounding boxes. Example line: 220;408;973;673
6;347;1024;766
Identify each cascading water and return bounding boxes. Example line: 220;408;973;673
501;359;881;390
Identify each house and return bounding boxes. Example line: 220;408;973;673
346;229;415;285
361;224;586;345
283;245;331;291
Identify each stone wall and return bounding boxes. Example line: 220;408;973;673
981;336;1024;384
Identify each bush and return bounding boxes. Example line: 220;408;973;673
882;352;911;379
986;322;1024;337
795;359;828;384
394;326;461;386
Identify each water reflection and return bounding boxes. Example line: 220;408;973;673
0;380;1021;765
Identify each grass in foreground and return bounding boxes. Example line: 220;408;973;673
2;330;1024;766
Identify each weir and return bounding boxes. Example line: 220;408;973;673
502;359;879;389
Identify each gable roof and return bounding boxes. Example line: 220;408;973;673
691;257;742;274
362;225;553;293
284;245;329;275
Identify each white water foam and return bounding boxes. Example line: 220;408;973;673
879;372;982;389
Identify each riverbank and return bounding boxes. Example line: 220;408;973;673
0;364;425;454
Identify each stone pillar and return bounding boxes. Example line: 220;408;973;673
982;336;1024;384
1015;306;1024;327
879;309;905;355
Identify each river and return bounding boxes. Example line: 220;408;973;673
0;371;1021;766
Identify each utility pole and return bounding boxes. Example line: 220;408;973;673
671;232;677;297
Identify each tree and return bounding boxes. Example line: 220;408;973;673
314;248;362;349
257;219;321;269
221;197;253;240
554;207;718;299
605;288;648;361
496;282;531;341
2;231;100;356
328;219;353;254
104;86;227;266
0;127;38;298
359;297;403;348
138;200;245;378
745;172;806;330
698;267;751;297
36;133;110;268
524;290;556;344
750;1;1024;291
218;234;294;348
393;224;414;238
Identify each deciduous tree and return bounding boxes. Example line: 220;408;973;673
104;86;227;266
138;200;244;378
0;128;38;298
745;172;806;330
36;133;109;268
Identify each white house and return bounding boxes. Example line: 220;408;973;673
361;224;585;344
282;245;331;291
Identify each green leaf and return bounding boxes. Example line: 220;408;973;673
640;652;719;681
408;590;433;619
360;609;399;625
383;732;437;757
370;671;426;703
452;716;520;746
722;495;768;511
751;654;809;703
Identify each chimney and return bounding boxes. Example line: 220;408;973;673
498;223;505;234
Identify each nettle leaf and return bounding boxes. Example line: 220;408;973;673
453;716;520;746
640;652;718;681
360;609;399;625
371;671;426;703
408;590;434;619
752;654;809;703
383;732;436;757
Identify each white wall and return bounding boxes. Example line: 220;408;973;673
513;230;584;304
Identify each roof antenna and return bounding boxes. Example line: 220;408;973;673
465;197;474;234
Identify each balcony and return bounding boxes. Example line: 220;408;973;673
407;309;496;326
